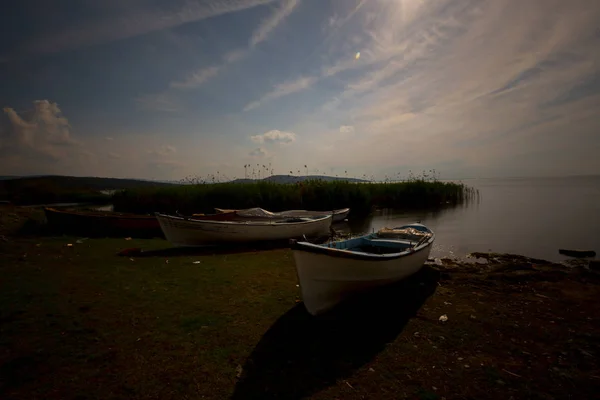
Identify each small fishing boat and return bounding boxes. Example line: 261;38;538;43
558;248;596;258
214;207;351;222
155;213;333;247
290;223;435;316
44;207;163;238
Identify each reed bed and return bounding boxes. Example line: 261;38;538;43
113;176;477;216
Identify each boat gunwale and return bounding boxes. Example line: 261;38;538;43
290;228;435;262
155;212;333;226
214;207;350;215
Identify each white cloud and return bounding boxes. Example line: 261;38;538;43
244;76;317;111
108;152;121;159
250;0;300;47
5;0;280;60
250;130;296;144
2;100;78;157
339;125;354;133
249;147;268;157
105;136;114;141
0;100;99;175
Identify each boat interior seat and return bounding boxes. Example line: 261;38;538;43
369;238;414;246
362;238;413;250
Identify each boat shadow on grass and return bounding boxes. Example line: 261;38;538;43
231;266;440;400
136;237;334;257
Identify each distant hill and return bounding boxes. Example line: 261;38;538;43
0;175;178;191
0;174;372;205
229;175;368;184
0;175;178;205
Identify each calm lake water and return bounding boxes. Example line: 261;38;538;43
342;176;600;262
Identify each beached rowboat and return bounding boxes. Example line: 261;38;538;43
156;213;333;247
44;207;163;238
290;223;435;316
43;207;242;238
214;207;350;222
558;248;596;258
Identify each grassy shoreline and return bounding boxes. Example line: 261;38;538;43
0;234;598;400
113;179;477;216
1;207;599;399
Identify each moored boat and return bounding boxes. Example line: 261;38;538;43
290;223;435;316
214;207;351;222
156;213;333;247
558;248;596;258
44;207;163;238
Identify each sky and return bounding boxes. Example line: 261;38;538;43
1;0;599;181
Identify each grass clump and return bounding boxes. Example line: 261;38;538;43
113;177;476;216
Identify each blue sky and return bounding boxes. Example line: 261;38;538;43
1;0;599;180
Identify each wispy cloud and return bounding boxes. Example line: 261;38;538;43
135;93;181;113
224;48;247;63
4;0;599;180
5;0;280;60
245;0;479;112
244;76;317;111
163;0;301;95
148;145;177;157
147;160;185;178
250;129;297;144
108;152;121;159
249;147;268;157
170;66;221;89
250;0;300;47
242;0;384;111
304;0;600;176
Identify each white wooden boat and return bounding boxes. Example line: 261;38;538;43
290;223;435;316
214;207;350;222
155;213;332;247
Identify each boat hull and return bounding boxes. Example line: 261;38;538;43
291;224;435;316
44;207;163;238
292;245;432;315
558;249;596;258
156;214;332;247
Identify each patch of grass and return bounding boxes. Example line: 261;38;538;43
416;388;440;400
113;178;477;216
0;236;598;400
180;315;223;332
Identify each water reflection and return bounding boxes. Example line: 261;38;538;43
340;177;599;262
